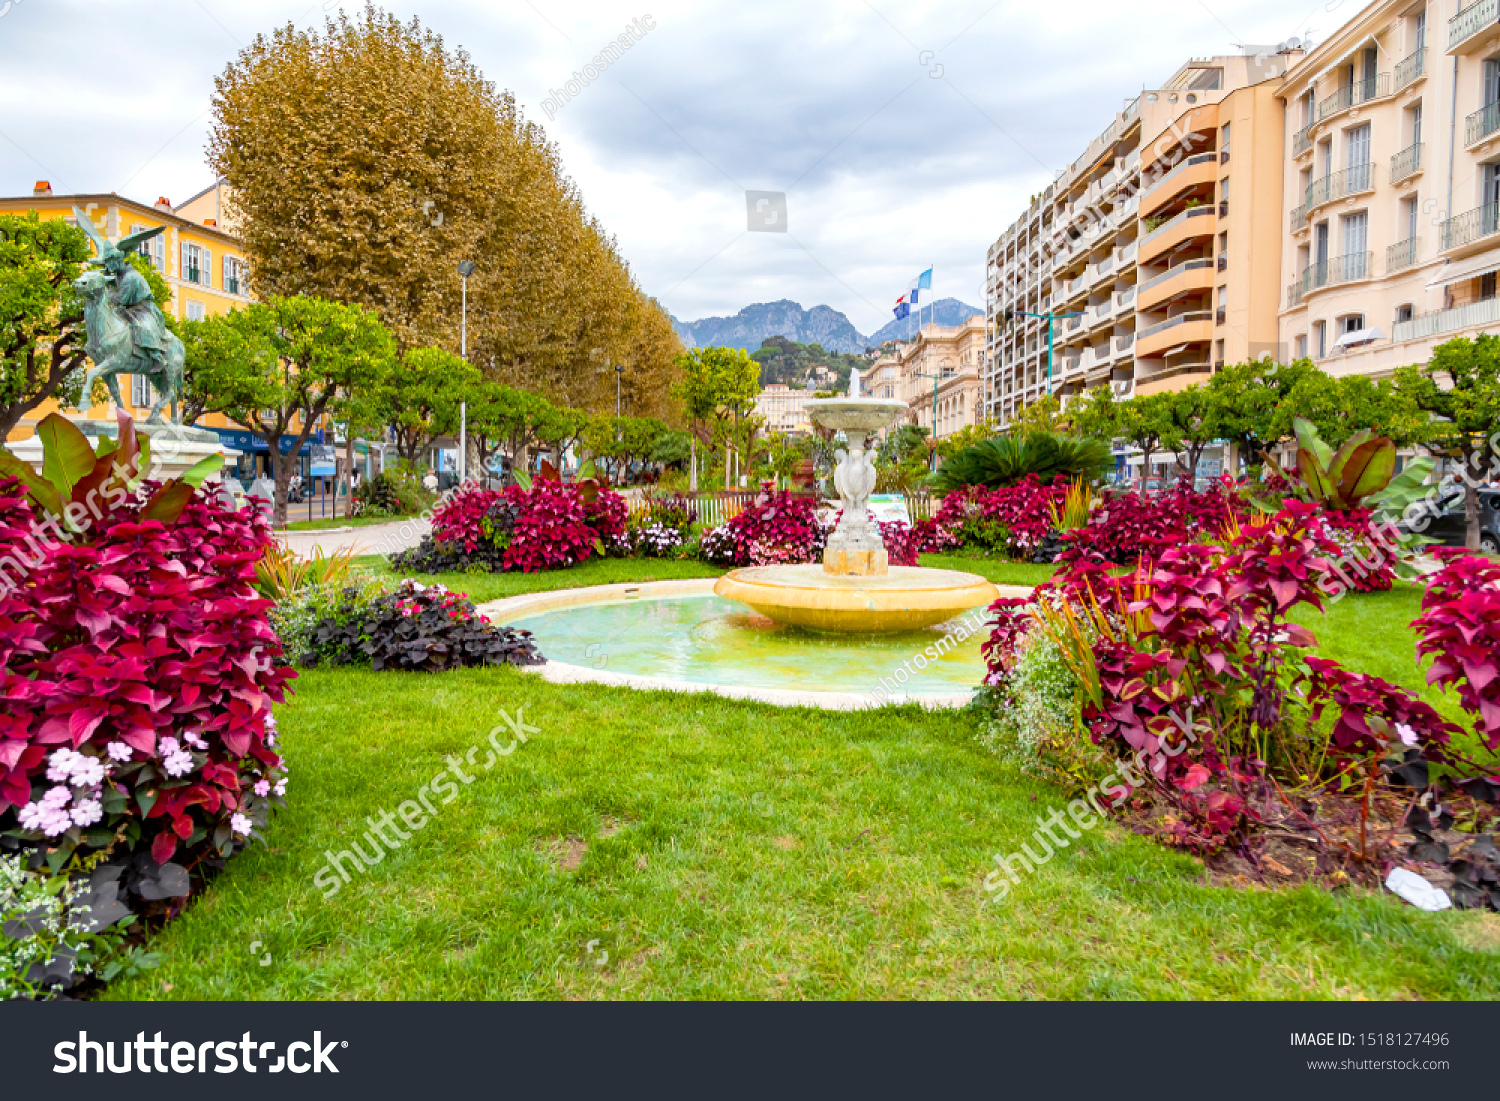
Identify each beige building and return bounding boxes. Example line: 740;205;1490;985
1278;0;1500;379
986;49;1303;425
754;384;816;434
866;316;985;440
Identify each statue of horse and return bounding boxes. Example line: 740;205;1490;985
72;268;185;424
68;206;185;425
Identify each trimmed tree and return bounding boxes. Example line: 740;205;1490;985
185;296;396;526
671;346;759;492
380;347;480;462
1395;335;1500;550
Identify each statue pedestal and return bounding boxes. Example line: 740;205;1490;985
823;547;888;576
6;419;240;483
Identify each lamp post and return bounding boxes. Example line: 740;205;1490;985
457;260;476;482
913;371;948;471
1005;309;1083;397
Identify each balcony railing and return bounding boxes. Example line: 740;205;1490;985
1098;255;1115;275
1140;257;1213;294
1286;282;1303;308
1450;0;1499;50
1304;161;1375;211
1293;123;1313;158
1289;204;1307;230
1116;285;1137;308
1386;236;1420;273
1392;294;1500;342
1141;151;1218;201
1316;74;1389;121
1118;241;1137;263
1299;251;1373;296
1137;310;1213;341
1115;333;1135;352
1441;202;1500;249
1391;142;1424;183
1467;100;1500;146
1394;47;1427;91
1141;203;1215;244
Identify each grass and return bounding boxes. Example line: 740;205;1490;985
357;554;728;605
280;513;420;532
103;557;1500;1001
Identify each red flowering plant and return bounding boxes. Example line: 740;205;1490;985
1056;475;1248;570
396;477;627;574
701;487;828;567
0;413;293;876
930;476;1069;558
876;520;921;567
1413;550;1500;754
983;501;1479;855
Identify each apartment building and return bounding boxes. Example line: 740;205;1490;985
1279;0;1500;378
984;50;1301;426
754;384;816;435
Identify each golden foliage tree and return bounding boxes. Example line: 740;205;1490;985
209;4;682;416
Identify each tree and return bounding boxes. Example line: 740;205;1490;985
379;347;480;462
936;417;1000;461
650;430;692;469
671;346;760;492
1114;391;1180;480
1272;371;1430;450
1;214;169;437
185;296;396;526
1395;335;1500;550
1008;393;1063;436
1068;384;1119;443
1164;385;1223;478
1205;358;1320;473
583;415;668;483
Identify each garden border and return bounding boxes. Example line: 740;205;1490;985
475;579;1028;711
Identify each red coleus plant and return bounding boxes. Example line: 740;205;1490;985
876;520;921;567
1413;550;1500;752
709;488;827;567
933;476;1067;556
1058;475;1247;570
0;449;294;871
428;479;627;573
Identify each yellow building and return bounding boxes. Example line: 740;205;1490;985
867;316;986;440
1;183;329;486
754;384;816;434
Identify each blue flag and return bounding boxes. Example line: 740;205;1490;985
917;267;933;290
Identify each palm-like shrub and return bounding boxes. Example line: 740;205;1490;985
932;431;1112;491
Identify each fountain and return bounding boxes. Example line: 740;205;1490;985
711;370;998;632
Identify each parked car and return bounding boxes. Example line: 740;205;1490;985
1401;486;1500;554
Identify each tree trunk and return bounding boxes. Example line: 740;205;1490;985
1464;450;1483;551
267;446;292;529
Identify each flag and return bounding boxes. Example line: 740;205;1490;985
917;267;932;290
893;300;910;320
908;277;920;306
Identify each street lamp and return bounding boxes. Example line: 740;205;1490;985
457;260;476;482
614;364;624;418
913;371;948;471
1004;308;1083;397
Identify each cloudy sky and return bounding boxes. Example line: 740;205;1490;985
0;0;1359;336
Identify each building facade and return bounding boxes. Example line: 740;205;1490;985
754;384;816;435
1277;0;1500;380
863;317;986;440
984;50;1302;426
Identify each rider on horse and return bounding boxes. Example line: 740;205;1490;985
99;247;169;374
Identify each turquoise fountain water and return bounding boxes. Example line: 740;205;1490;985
503;593;989;697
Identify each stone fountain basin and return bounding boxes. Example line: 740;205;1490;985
714;564;999;633
804;397;908;433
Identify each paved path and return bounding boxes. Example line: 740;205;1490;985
274;517;430;560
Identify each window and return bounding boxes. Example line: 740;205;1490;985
1395;304;1413;323
223;255;246;296
1487;59;1500;108
1346;123;1371;171
182;243;204;285
1295;333;1308;358
1342;210;1368;277
1415;9;1426;50
1405;196;1419;241
1412;102;1423;146
1341;314;1365;335
1220;176;1229;201
130;374;152;407
131;224;163;269
1483;272;1498;299
186;301;206;322
1314;320;1327;358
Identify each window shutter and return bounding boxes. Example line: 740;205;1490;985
180;241;188;280
204;248;212;288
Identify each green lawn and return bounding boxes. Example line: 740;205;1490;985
104;558;1500;1001
280;513;420;532
361;554;728;605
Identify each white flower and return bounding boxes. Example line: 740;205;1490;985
1395;722;1419;747
106;741;133;762
70;798;103;828
19;787;75;836
162;749;194;778
184;731;208;750
69;756;105;787
158;736;181;758
272;779;287;797
230;813;252;836
46;748;81;782
41;785;71;808
253;779;271;797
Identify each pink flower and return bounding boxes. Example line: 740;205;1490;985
70;798;103;828
106;741;133;762
162;748;195;777
254;779;271;797
230;813;252;836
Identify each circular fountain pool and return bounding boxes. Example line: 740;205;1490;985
480;579;1011;709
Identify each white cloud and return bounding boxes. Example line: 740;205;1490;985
0;0;1360;334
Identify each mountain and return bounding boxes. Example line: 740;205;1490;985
671;296;985;355
672;299;867;353
863;298;984;349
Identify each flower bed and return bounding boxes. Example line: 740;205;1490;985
697;488;828;568
979;504;1499;899
924;476;1068;559
393;480;627;574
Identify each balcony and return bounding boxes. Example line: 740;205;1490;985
1117;241;1138;265
1467;101;1500;146
1293;123;1313;158
1316;74;1390;122
1135;310;1214;357
1392;294;1500;342
1289;204;1307;231
1139;204;1216;264
1442;203;1500;251
1115;333;1135;353
1286;281;1303;308
1394;47;1427;92
1386;236;1420;273
1390;142;1424;184
1137;257;1214;311
1303;161;1375;214
1299;251;1373;297
1450;0;1499;53
1116;285;1137;309
1140;152;1219;217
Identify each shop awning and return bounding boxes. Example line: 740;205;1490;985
1425;247;1500;289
